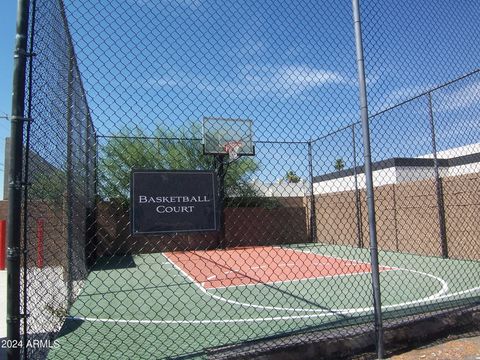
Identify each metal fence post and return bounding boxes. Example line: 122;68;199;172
65;43;74;308
351;124;364;248
8;0;31;359
21;0;38;354
215;155;226;249
307;141;317;242
85;116;96;268
93;133;99;201
352;0;384;358
427;92;449;258
56;0;77;306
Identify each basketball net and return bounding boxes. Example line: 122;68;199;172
223;140;243;161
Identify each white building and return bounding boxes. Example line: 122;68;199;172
313;143;480;195
250;179;308;197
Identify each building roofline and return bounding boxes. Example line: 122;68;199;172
313;151;480;183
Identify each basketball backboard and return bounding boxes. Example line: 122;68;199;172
202;117;255;157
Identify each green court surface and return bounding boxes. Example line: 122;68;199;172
48;244;480;359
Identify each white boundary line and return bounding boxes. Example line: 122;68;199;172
146;251;447;314
274;245;382;267
183;246;393;290
201;267;448;312
208;267;394;290
163;253;207;292
67;284;480;325
67;250;480;324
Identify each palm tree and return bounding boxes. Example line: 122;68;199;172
334;158;345;171
284;170;301;183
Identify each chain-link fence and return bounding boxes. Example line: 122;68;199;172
6;0;480;359
11;0;97;358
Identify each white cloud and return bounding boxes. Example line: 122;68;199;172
272;65;350;91
145;64;352;99
373;76;480;115
434;81;480;112
373;85;430;114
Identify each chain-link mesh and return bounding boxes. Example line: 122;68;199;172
19;0;96;357
360;1;480;351
13;0;480;358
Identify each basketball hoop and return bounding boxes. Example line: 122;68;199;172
202;117;255;157
223;140;243;160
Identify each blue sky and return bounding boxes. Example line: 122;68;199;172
56;0;480;182
0;1;15;116
67;0;359;143
0;1;17;199
63;0;480;136
1;0;479;188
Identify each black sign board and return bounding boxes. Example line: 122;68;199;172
131;170;218;234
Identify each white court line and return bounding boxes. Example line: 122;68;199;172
159;251;447;314
251;265;269;270
163;253;207;292
208;268;397;290
204;246;396;290
201;267;448;312
278;263;296;267
67;314;337;324
69;254;475;325
67;251;480;324
67;284;480;325
67;251;479;324
274;246;381;267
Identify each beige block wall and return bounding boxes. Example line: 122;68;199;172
1;172;478;262
0;200;68;269
95;200;308;256
443;173;480;260
315;189;363;247
314;173;480;259
393;179;442;256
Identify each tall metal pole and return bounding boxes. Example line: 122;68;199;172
58;0;76;306
351;124;364;248
21;0;37;354
66;50;74;308
85;115;94;268
86;131;99;268
427;92;448;258
352;0;384;358
215;155;226;249
8;0;31;359
307;141;317;242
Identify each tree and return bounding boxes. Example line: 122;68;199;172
99;126;259;200
30;170;66;203
334;158;345;171
284;170;301;183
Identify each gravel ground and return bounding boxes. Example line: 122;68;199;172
390;336;480;360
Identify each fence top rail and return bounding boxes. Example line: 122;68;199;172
96;134;310;145
369;67;480;119
95;68;479;146
310;67;480;144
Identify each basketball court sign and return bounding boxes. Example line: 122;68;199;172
131;170;218;234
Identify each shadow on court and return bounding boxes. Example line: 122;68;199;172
57;319;85;339
91;255;137;271
193;251;350;316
